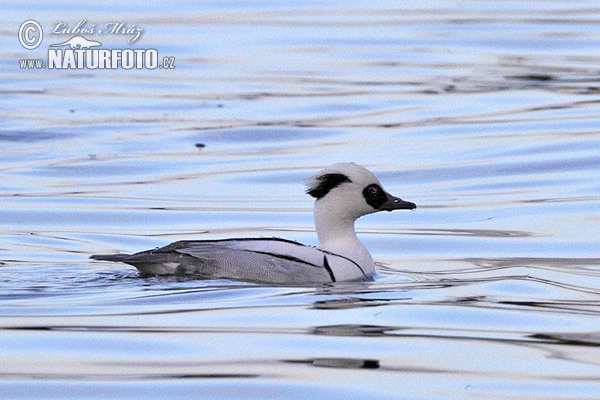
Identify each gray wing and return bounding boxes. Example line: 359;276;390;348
94;239;334;284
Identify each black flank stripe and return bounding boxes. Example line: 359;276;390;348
322;250;367;277
323;255;336;282
252;251;321;268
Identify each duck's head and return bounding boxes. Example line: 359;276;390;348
306;162;416;221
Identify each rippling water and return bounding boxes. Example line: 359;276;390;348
2;1;600;399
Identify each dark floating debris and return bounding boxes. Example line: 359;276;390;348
444;84;456;92
195;143;206;148
507;74;555;82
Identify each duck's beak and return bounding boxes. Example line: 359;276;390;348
380;192;416;211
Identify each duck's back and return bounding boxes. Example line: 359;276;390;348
92;238;369;284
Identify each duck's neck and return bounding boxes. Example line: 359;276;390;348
314;202;374;274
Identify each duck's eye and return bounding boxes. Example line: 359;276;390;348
363;184;387;209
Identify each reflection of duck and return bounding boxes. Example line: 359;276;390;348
92;163;416;284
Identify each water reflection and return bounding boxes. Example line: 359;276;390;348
313;325;394;337
530;332;600;347
288;358;380;369
312;297;393;310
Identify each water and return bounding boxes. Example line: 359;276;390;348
1;1;600;398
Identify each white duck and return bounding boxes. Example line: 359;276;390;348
91;163;416;284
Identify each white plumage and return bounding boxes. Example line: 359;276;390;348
92;163;416;284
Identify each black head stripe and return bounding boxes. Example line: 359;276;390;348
307;173;352;199
363;184;387;209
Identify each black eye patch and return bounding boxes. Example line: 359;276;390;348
306;173;351;199
363;184;387;209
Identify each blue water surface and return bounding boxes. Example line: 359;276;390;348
1;1;600;399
